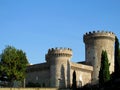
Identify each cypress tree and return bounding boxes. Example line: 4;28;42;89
114;36;120;78
72;70;77;90
99;50;110;86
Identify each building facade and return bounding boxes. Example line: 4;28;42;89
26;31;115;88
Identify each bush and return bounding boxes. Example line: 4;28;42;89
26;82;41;87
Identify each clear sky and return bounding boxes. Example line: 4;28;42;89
0;0;120;64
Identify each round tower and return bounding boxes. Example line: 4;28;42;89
83;31;115;83
45;47;72;88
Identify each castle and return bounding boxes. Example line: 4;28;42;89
26;31;115;88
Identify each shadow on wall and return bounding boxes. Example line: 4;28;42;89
59;65;65;88
67;60;70;88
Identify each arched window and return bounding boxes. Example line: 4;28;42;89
78;80;82;87
79;75;82;87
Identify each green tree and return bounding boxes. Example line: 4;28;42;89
114;36;120;78
72;70;77;90
0;46;28;87
99;50;110;86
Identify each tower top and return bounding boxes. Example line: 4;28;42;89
84;30;115;36
45;47;72;61
83;30;115;42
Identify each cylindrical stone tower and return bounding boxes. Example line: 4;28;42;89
83;31;115;83
45;47;72;88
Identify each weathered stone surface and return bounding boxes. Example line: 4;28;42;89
84;31;115;83
26;30;115;87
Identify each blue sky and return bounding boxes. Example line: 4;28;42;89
0;0;120;64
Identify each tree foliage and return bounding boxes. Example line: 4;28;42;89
114;36;120;78
99;50;110;86
0;46;28;86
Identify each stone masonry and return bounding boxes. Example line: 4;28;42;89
84;31;115;83
26;30;115;88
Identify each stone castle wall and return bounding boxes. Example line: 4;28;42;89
83;31;115;83
45;48;72;88
70;62;93;87
26;55;93;88
26;30;115;88
26;63;50;87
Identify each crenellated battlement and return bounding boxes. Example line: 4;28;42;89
48;47;72;53
45;47;72;61
84;30;114;36
83;30;115;42
83;30;115;83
